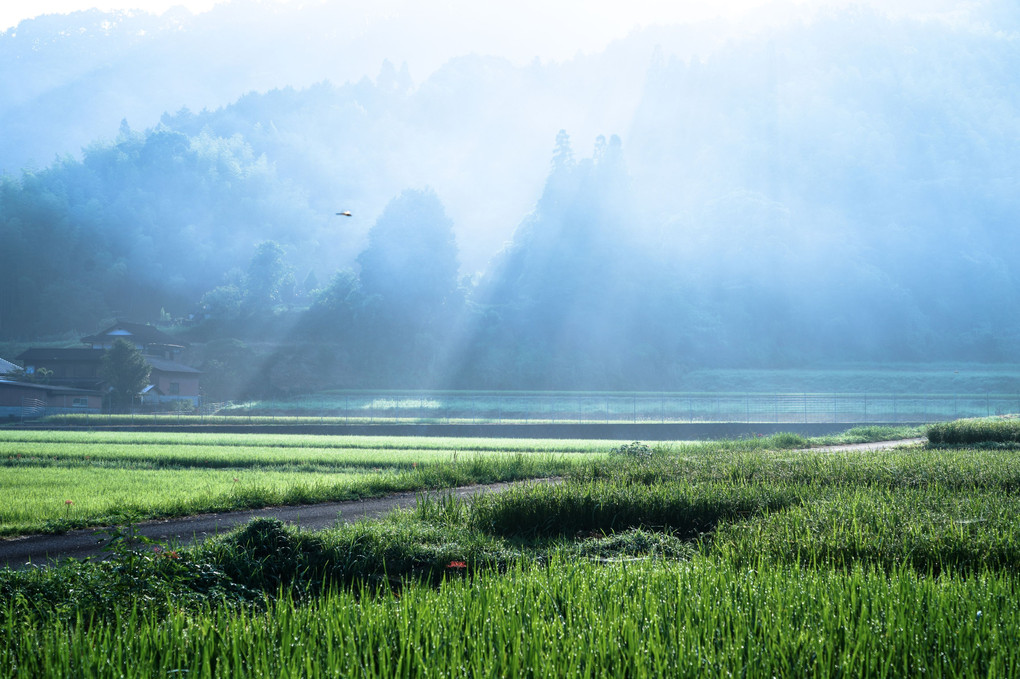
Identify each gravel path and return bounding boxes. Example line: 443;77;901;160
0;438;924;570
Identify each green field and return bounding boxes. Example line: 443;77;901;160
0;428;917;536
0;431;614;535
7;422;1020;676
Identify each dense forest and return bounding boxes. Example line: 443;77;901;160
1;1;1018;395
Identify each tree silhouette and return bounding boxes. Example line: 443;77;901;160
101;339;151;412
357;188;460;326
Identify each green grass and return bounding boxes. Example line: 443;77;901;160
0;431;601;535
926;416;1020;445
9;425;1014;677
5;558;1020;677
0;466;368;531
0;428;922;536
0;429;622;453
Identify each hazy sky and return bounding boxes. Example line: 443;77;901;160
1;0;893;47
1;0;790;32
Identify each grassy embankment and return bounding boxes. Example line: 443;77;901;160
4;422;1013;676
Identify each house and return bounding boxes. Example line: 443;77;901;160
0;356;18;377
140;355;202;407
16;322;202;410
81;321;185;360
17;348;105;390
0;379;102;418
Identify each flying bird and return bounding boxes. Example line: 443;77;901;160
336;211;352;217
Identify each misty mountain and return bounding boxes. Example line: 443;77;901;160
1;2;1018;390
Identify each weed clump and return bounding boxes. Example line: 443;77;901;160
612;441;653;458
573;528;695;561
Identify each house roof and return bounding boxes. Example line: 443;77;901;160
0;379;101;396
0;357;18;375
144;356;202;374
81;321;183;348
16;348;201;374
18;348;104;362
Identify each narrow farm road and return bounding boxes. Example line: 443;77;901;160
0;480;536;571
0;438;924;570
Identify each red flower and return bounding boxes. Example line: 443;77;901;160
447;560;467;569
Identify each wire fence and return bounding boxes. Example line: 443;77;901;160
30;391;1020;426
142;392;1020;425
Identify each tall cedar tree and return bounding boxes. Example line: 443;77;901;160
101;339;151;412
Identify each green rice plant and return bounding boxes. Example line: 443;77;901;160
9;431;1020;677
0;439;586;473
572;443;1020;495
0;466;370;535
5;557;1020;678
468;478;800;538
0;450;576;536
0;429;620;454
570;528;695;561
192;514;522;595
713;485;1020;574
0;429;596;535
809;424;926;445
927;417;1020;445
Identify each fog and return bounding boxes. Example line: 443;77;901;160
0;0;1017;393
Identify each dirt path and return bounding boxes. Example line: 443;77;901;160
0;481;531;570
0;438;924;570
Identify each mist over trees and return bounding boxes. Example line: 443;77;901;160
1;1;1018;394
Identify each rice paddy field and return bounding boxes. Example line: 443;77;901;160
0;431;612;535
3;419;1020;677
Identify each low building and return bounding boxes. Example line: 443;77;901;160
81;321;185;359
141;356;202;407
0;357;18;376
16;323;202;410
17;348;105;390
0;379;102;418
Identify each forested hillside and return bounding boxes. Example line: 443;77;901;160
1;1;1017;393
